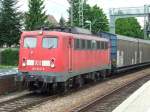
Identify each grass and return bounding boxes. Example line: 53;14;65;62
0;65;17;69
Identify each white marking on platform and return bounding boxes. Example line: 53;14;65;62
113;81;150;112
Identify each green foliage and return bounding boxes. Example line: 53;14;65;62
84;5;109;33
25;0;48;30
59;16;66;27
68;1;109;33
116;17;144;38
1;49;19;66
0;0;22;47
44;20;55;28
68;0;81;27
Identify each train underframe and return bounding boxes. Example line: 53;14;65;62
19;69;111;94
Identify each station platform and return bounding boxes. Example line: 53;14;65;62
0;68;20;95
113;80;150;112
0;68;18;76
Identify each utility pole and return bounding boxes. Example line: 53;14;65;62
79;0;84;27
144;5;148;39
68;0;84;27
67;0;73;26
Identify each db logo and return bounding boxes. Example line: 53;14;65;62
34;60;42;66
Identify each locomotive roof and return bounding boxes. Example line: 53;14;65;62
100;32;150;44
22;30;109;42
138;38;150;44
117;34;150;44
72;33;108;41
117;34;139;42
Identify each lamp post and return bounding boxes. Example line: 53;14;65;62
85;20;92;32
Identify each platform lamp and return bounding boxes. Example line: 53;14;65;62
85;20;92;32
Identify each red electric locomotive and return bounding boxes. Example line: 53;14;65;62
17;28;111;92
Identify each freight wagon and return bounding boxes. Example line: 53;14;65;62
100;32;150;72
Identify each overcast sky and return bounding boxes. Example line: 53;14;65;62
18;0;150;26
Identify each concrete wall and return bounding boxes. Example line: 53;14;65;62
0;75;23;95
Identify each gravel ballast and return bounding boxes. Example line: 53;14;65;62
24;68;150;112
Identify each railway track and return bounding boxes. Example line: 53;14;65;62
0;92;57;112
0;77;116;112
0;68;149;112
71;74;150;112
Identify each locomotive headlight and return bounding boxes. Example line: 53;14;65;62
22;58;26;67
22;63;26;67
50;58;55;68
50;63;55;68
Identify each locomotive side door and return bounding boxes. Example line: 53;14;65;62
68;37;73;72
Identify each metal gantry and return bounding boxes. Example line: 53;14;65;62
67;0;84;27
67;0;73;26
109;5;150;39
78;0;84;27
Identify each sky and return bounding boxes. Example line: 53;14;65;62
18;0;150;26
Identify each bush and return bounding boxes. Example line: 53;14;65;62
1;49;19;66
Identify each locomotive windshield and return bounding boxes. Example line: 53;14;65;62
42;37;58;48
24;37;37;48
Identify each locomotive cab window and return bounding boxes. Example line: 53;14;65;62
81;39;86;49
92;40;96;49
101;42;105;49
105;42;108;49
87;40;92;49
74;39;80;49
42;37;58;48
96;41;101;49
24;37;37;48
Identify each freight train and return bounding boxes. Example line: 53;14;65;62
16;27;150;92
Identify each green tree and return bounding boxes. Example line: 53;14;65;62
68;1;109;33
45;21;55;28
84;5;109;33
116;17;144;38
59;16;66;27
0;0;21;47
25;0;47;30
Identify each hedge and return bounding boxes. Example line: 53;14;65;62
1;49;19;66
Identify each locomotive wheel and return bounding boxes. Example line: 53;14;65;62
68;78;74;89
92;72;97;82
52;83;58;94
95;72;101;81
57;82;69;93
28;82;37;91
40;83;48;94
101;70;106;79
76;76;84;88
106;69;111;76
81;76;85;87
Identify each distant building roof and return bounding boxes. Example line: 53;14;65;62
47;15;59;26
